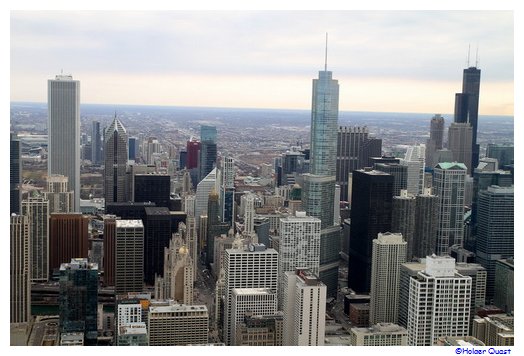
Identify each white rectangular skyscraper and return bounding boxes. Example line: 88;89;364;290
48;74;80;211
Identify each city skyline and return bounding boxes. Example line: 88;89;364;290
10;10;514;115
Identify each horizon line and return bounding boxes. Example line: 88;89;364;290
9;101;514;118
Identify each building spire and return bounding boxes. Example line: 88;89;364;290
475;45;479;67
467;44;471;67
324;32;328;71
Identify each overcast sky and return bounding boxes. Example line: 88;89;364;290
10;10;514;115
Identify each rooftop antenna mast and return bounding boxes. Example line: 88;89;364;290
324;32;328;71
475;45;479;67
467;44;471;67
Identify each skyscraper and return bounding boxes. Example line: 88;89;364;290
10;133;21;215
448;122;473;175
278;212;321;306
223;243;278;345
199;125;217;182
134;174;170;208
143;207;172;286
49;213;90;276
391;192;416;260
413;189;439;259
462;66;481;170
348;169;394;293
401;144;425;195
282;268;326;346
475;185;514;301
374;162;408;197
220;155;235;225
59;258;98;345
48;74;80;211
22;195;49;282
336;126;370;202
91;121;102;165
407;255;472;346
115;220;144;294
425;114;445;169
433;163;466;255
10;215;31;324
370;233;406;325
302;44;341;297
104;115;128;205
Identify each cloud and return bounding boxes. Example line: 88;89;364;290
10;10;514;114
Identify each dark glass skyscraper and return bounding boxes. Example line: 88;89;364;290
134;174;170;208
462;66;481;170
144;207;172;285
199;125;217;182
475;186;513;301
104;116;128;205
59;258;98;345
348;169;393;293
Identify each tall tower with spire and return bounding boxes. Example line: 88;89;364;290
302;34;341;298
454;47;481;171
104;114;128;205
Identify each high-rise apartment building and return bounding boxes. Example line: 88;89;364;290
475;185;513;301
115;220;144;294
282;268;326;346
223;243;278;345
104;116;128;205
407;255;472;346
370;233;406;325
59;258;98;345
230;288;278;346
402;144;426;195
348;169;394;293
102;215;117;287
22;195;49;282
277;212;321;306
48;74;80;211
392;191;416;261
49;213;90;275
448;123;473;175
10;133;21;215
10;215;31;324
44;175;74;213
413;189;439;259
433;162;466;255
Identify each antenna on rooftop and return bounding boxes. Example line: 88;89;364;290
475;44;479;67
324;32;328;71
467;44;471;67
